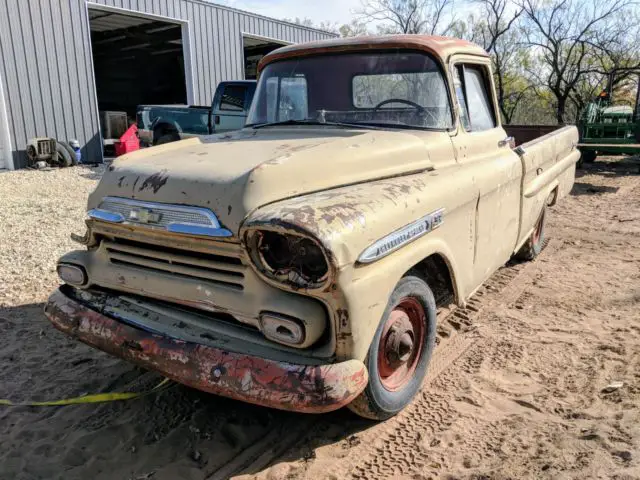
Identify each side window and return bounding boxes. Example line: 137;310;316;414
453;66;471;130
455;64;496;132
264;75;308;123
220;86;247;112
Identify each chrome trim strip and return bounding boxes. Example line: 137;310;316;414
166;223;233;237
88;208;125;223
357;208;445;264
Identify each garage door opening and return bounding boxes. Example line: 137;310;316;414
89;8;188;140
243;36;288;79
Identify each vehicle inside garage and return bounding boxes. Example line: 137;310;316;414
243;36;287;79
89;9;187;122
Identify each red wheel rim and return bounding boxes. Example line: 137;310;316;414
377;297;426;392
533;210;544;244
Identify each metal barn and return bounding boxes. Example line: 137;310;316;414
0;0;334;169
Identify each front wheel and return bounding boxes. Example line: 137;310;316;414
347;276;437;420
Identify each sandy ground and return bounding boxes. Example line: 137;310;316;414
0;158;639;480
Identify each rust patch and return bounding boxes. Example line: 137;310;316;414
139;170;169;194
44;288;368;414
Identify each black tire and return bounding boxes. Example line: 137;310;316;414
582;150;597;163
155;132;180;145
55;141;73;167
516;206;546;261
59;141;78;165
347;275;437;420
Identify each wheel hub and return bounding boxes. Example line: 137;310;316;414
384;316;415;365
377;297;426;392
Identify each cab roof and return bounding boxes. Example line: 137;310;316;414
259;35;488;72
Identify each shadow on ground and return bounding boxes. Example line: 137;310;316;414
576;155;640;179
0;303;370;480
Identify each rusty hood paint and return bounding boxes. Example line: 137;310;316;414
88;127;437;234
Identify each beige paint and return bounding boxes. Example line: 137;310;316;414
62;35;579;364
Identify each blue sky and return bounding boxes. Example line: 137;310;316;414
217;0;362;25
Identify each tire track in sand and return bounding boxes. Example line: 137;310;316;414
211;241;559;479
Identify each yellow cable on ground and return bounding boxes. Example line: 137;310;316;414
0;378;173;407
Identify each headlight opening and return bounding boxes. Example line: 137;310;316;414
250;230;329;288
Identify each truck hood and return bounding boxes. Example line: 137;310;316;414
89;127;438;234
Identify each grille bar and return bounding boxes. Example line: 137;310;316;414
104;241;245;274
104;240;245;290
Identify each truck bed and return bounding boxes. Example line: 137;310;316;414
504;125;560;147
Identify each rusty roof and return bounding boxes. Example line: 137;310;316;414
259;35;488;71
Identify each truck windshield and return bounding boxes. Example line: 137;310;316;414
246;51;453;130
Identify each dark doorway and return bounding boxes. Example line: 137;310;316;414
243;36;287;80
89;9;187;121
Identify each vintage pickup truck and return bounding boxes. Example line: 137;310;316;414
46;35;579;420
136;80;256;146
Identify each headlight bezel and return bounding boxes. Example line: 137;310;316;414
244;227;333;291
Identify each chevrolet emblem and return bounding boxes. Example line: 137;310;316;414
129;208;161;224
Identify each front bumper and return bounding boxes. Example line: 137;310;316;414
44;288;368;414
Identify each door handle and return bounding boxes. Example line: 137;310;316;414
498;136;515;148
214;115;221;125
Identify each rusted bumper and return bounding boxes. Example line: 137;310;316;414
44;288;368;414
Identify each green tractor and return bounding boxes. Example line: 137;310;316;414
578;71;640;165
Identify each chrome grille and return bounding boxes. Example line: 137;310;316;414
104;239;245;291
90;197;232;238
99;198;212;227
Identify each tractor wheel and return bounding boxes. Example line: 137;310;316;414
582;150;597;164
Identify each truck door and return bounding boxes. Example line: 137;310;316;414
212;84;250;133
449;59;523;285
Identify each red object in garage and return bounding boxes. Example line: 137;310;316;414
114;124;140;157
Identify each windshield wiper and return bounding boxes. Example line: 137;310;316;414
248;119;377;130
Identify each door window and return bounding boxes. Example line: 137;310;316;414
264;75;308;123
220;85;247;112
455;65;496;131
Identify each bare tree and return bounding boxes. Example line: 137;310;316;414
569;14;640;114
464;0;527;122
518;0;634;124
470;0;522;52
357;0;457;35
339;19;372;37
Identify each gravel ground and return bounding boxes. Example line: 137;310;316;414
0;166;104;307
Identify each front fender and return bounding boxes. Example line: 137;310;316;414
337;234;465;361
243;170;479;361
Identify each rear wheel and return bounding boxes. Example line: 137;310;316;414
516;206;546;261
155;132;180;145
347;276;436;420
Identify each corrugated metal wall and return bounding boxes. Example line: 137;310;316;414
0;0;334;168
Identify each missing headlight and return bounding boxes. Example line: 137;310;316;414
249;230;329;288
